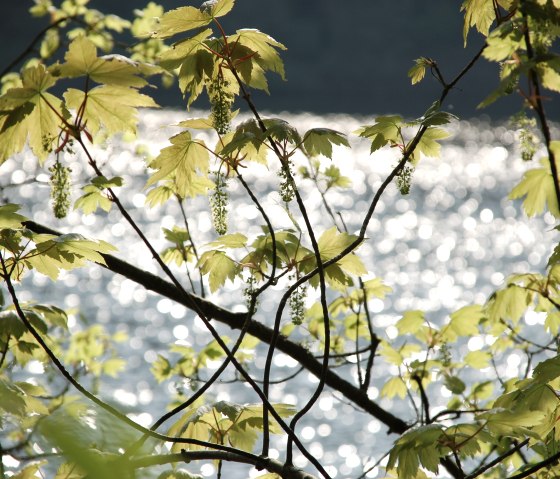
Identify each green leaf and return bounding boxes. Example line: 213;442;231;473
302;128;350;159
0;64;66;163
381;376;407;399
58;36;151;87
208;233;248;249
363;277;392;299
74;188;112;214
262;118;301;145
203;0;235;18
0;379;27;416
152;6;212;38
408;57;431;85
356;115;403;153
486;284;532;324
483;23;523;62
317;226;358;260
146;131;210;198
228;29;287;91
509;156;560;218
198;250;238;293
64;85;158;137
445;375;466;394
413;127;450;160
397;310;425;334
443;304;483;342
461;0;495;46
464;350;491;369
0;204;27;229
533;355;560;384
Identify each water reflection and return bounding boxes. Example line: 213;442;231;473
4;110;557;478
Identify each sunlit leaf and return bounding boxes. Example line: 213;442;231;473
509;155;560;218
198;250;238;292
461;0;495;46
64;85;158;136
302;128;350;159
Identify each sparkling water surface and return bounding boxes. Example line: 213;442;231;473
3;110;557;478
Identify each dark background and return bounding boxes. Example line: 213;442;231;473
1;1;555;120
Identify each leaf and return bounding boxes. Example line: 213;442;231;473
381;376;407;399
198;250;238;293
317;226;358;260
146;131;210;197
152;6;212;38
363;277;392;299
302;128;350;159
486;284;532;324
262;118;301;145
443;304;483;342
58;36;151;87
445;375;466;394
533;355;560;384
408;57;431;85
230;29;286;79
356;115;403;153
202;0;235;18
397;310;425;334
208;233;248;249
0;379;27;416
64;85;158;137
509;156;560;218
413;127;450;160
483;23;523;62
0;64;66;163
461;0;495;46
0;204;27;229
464;350;491;369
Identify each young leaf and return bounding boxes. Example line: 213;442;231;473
58;36;152;87
64;85;158;137
230;29;287;80
0;64;66;163
198;250;238;292
381;376;407;399
152;6;212;39
408;57;431;85
509;156;560;218
0;204;28;229
356;115;403;153
461;0;496;46
146;131;210;198
302;128;350;159
412;127;450;160
397;310;425;334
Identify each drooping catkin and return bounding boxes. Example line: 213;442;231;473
49;159;72;219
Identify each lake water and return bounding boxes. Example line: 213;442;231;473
3;110;557;478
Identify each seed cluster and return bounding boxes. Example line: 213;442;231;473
208;76;234;135
49;160;72;219
210;171;229;235
396;164;414;195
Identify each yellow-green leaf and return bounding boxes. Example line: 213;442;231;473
397;310;425;334
64;85;158;136
509;156;560;218
0;64;65;163
152;6;212;39
381;376;407;399
0;204;27;229
461;0;495;46
146;131;210;198
59;36;150;87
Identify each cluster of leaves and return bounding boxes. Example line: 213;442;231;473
0;0;559;479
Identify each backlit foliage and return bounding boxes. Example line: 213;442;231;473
0;1;559;479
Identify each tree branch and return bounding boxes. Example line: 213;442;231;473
23;220;410;435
